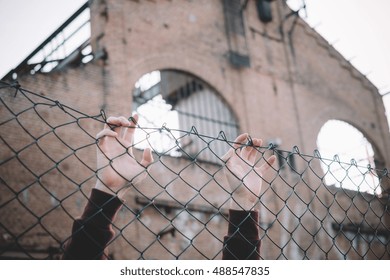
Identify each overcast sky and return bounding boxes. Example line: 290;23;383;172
288;0;390;128
0;0;389;127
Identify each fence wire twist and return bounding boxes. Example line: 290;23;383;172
0;81;389;260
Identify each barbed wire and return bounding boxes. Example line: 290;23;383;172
0;80;389;260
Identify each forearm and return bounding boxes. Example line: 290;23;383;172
222;209;261;260
62;188;123;259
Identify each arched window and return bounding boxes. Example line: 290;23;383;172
317;120;381;195
132;70;239;164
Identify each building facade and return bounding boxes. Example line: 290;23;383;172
0;0;389;259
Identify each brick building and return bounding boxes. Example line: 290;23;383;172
0;0;389;259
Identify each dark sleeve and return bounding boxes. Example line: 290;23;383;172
62;188;123;260
222;209;261;260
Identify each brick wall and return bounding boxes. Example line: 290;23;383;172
1;0;389;259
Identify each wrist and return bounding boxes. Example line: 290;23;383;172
229;197;257;211
94;181;129;199
81;188;124;228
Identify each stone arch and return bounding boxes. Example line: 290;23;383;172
307;104;387;166
316;119;384;195
125;52;242;131
131;68;239;164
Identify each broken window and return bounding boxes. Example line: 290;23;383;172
132;70;239;164
317;120;381;195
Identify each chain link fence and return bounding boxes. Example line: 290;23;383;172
0;80;389;260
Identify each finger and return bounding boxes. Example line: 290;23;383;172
106;116;130;126
96;128;118;140
124;114;139;143
222;133;248;163
232;133;248;149
130;113;139;126
241;144;253;163
240;137;257;160
256;155;277;175
247;138;262;163
106;116;123;134
96;129;118;146
117;116;130;138
140;148;153;167
252;138;263;148
106;116;121;125
241;136;262;164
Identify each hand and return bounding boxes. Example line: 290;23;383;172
95;114;153;199
222;133;276;211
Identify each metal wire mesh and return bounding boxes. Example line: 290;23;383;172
0;81;389;260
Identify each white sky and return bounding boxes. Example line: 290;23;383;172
287;0;390;126
0;0;389;125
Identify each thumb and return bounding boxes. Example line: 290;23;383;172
140;148;153;167
221;148;233;163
